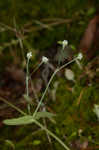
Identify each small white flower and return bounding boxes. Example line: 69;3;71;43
77;53;83;60
62;40;68;49
27;52;32;59
42;56;49;64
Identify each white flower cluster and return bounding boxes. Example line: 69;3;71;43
77;53;83;60
42;56;49;64
27;52;32;59
62;40;68;49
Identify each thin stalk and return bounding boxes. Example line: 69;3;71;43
34;120;70;150
26;58;31;114
33;57;77;117
26;59;43;114
30;61;43;76
33;69;58;117
75;59;82;70
58;57;77;72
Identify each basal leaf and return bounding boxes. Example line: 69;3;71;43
3;112;56;126
35;111;56;120
3;115;35;125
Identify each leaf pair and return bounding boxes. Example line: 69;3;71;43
3;111;56;125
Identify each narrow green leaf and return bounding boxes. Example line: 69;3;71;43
23;94;33;104
3;115;35;125
35;111;56;120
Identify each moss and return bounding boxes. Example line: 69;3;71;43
48;72;99;147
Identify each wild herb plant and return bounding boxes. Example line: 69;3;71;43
3;40;83;150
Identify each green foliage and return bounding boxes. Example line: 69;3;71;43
3;112;55;125
33;140;41;145
0;0;99;150
3;115;35;125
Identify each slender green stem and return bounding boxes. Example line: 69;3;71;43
58;57;77;72
33;69;58;117
30;61;43;76
26;58;31;114
75;59;82;69
33;57;77;117
26;60;44;114
34;120;70;150
26;58;29;96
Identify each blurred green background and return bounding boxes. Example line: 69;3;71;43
0;0;99;150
